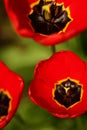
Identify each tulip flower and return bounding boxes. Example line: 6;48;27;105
4;0;87;45
28;51;87;118
0;62;24;128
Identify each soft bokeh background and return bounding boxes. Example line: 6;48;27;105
1;1;87;130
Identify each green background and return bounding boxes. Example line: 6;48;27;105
1;1;87;130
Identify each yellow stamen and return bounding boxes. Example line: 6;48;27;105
64;87;70;95
42;4;51;13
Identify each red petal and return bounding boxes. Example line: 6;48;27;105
4;0;34;37
29;79;68;118
0;62;24;128
34;51;85;83
56;0;73;6
28;0;73;6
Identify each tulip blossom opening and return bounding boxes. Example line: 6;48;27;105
0;62;24;129
53;78;83;108
28;0;72;35
4;0;87;45
28;51;87;118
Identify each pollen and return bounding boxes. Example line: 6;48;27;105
42;4;51;13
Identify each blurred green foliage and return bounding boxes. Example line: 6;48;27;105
1;0;87;130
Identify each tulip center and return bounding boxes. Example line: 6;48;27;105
53;78;82;108
28;0;72;35
0;90;11;120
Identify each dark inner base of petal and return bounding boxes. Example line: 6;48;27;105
28;0;71;35
54;79;81;108
0;91;11;117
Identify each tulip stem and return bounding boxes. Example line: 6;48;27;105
51;45;56;54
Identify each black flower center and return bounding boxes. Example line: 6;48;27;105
28;0;71;35
53;78;82;108
0;90;11;118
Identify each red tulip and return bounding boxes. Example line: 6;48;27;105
0;62;24;128
4;0;87;45
28;51;87;118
